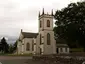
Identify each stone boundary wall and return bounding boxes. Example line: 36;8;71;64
33;54;85;64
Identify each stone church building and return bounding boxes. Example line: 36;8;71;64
17;9;69;55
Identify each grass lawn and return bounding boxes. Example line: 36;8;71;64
70;48;84;52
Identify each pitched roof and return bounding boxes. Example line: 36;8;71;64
22;32;38;38
56;44;69;47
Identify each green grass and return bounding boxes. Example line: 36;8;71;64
70;48;84;52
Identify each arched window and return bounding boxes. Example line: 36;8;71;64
26;43;30;51
40;34;42;44
40;21;42;28
47;33;50;45
47;20;50;27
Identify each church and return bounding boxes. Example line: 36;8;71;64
17;9;69;55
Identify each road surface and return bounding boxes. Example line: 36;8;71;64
0;56;43;64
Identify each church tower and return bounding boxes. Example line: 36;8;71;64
38;9;56;54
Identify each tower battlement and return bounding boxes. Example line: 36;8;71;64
39;8;54;19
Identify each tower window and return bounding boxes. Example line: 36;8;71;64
40;21;42;28
47;20;50;27
47;33;50;45
26;43;30;51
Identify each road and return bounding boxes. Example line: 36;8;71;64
0;56;43;64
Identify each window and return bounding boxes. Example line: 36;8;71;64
47;33;50;45
60;48;63;52
56;48;58;53
32;40;34;51
65;48;67;52
40;34;42;45
47;20;50;27
40;21;42;28
40;48;43;54
26;43;30;51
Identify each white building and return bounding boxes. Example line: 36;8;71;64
56;44;69;54
17;9;69;55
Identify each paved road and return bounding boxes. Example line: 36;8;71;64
0;56;43;64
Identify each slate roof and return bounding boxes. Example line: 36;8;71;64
22;32;38;38
56;44;69;48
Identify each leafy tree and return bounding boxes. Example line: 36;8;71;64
13;41;17;52
8;41;17;53
1;37;9;53
9;44;14;53
54;2;85;49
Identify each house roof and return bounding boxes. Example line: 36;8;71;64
56;44;69;48
22;32;38;38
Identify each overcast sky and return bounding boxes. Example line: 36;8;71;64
0;0;82;43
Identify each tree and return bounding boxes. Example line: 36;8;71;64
13;41;17;52
9;44;14;53
1;37;9;53
54;2;85;49
8;40;17;53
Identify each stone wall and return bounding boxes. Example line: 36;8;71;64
33;54;85;64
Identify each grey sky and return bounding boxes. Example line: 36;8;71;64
0;0;81;43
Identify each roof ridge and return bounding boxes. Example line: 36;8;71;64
22;32;38;34
21;32;38;38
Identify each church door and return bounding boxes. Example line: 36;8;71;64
40;48;42;54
